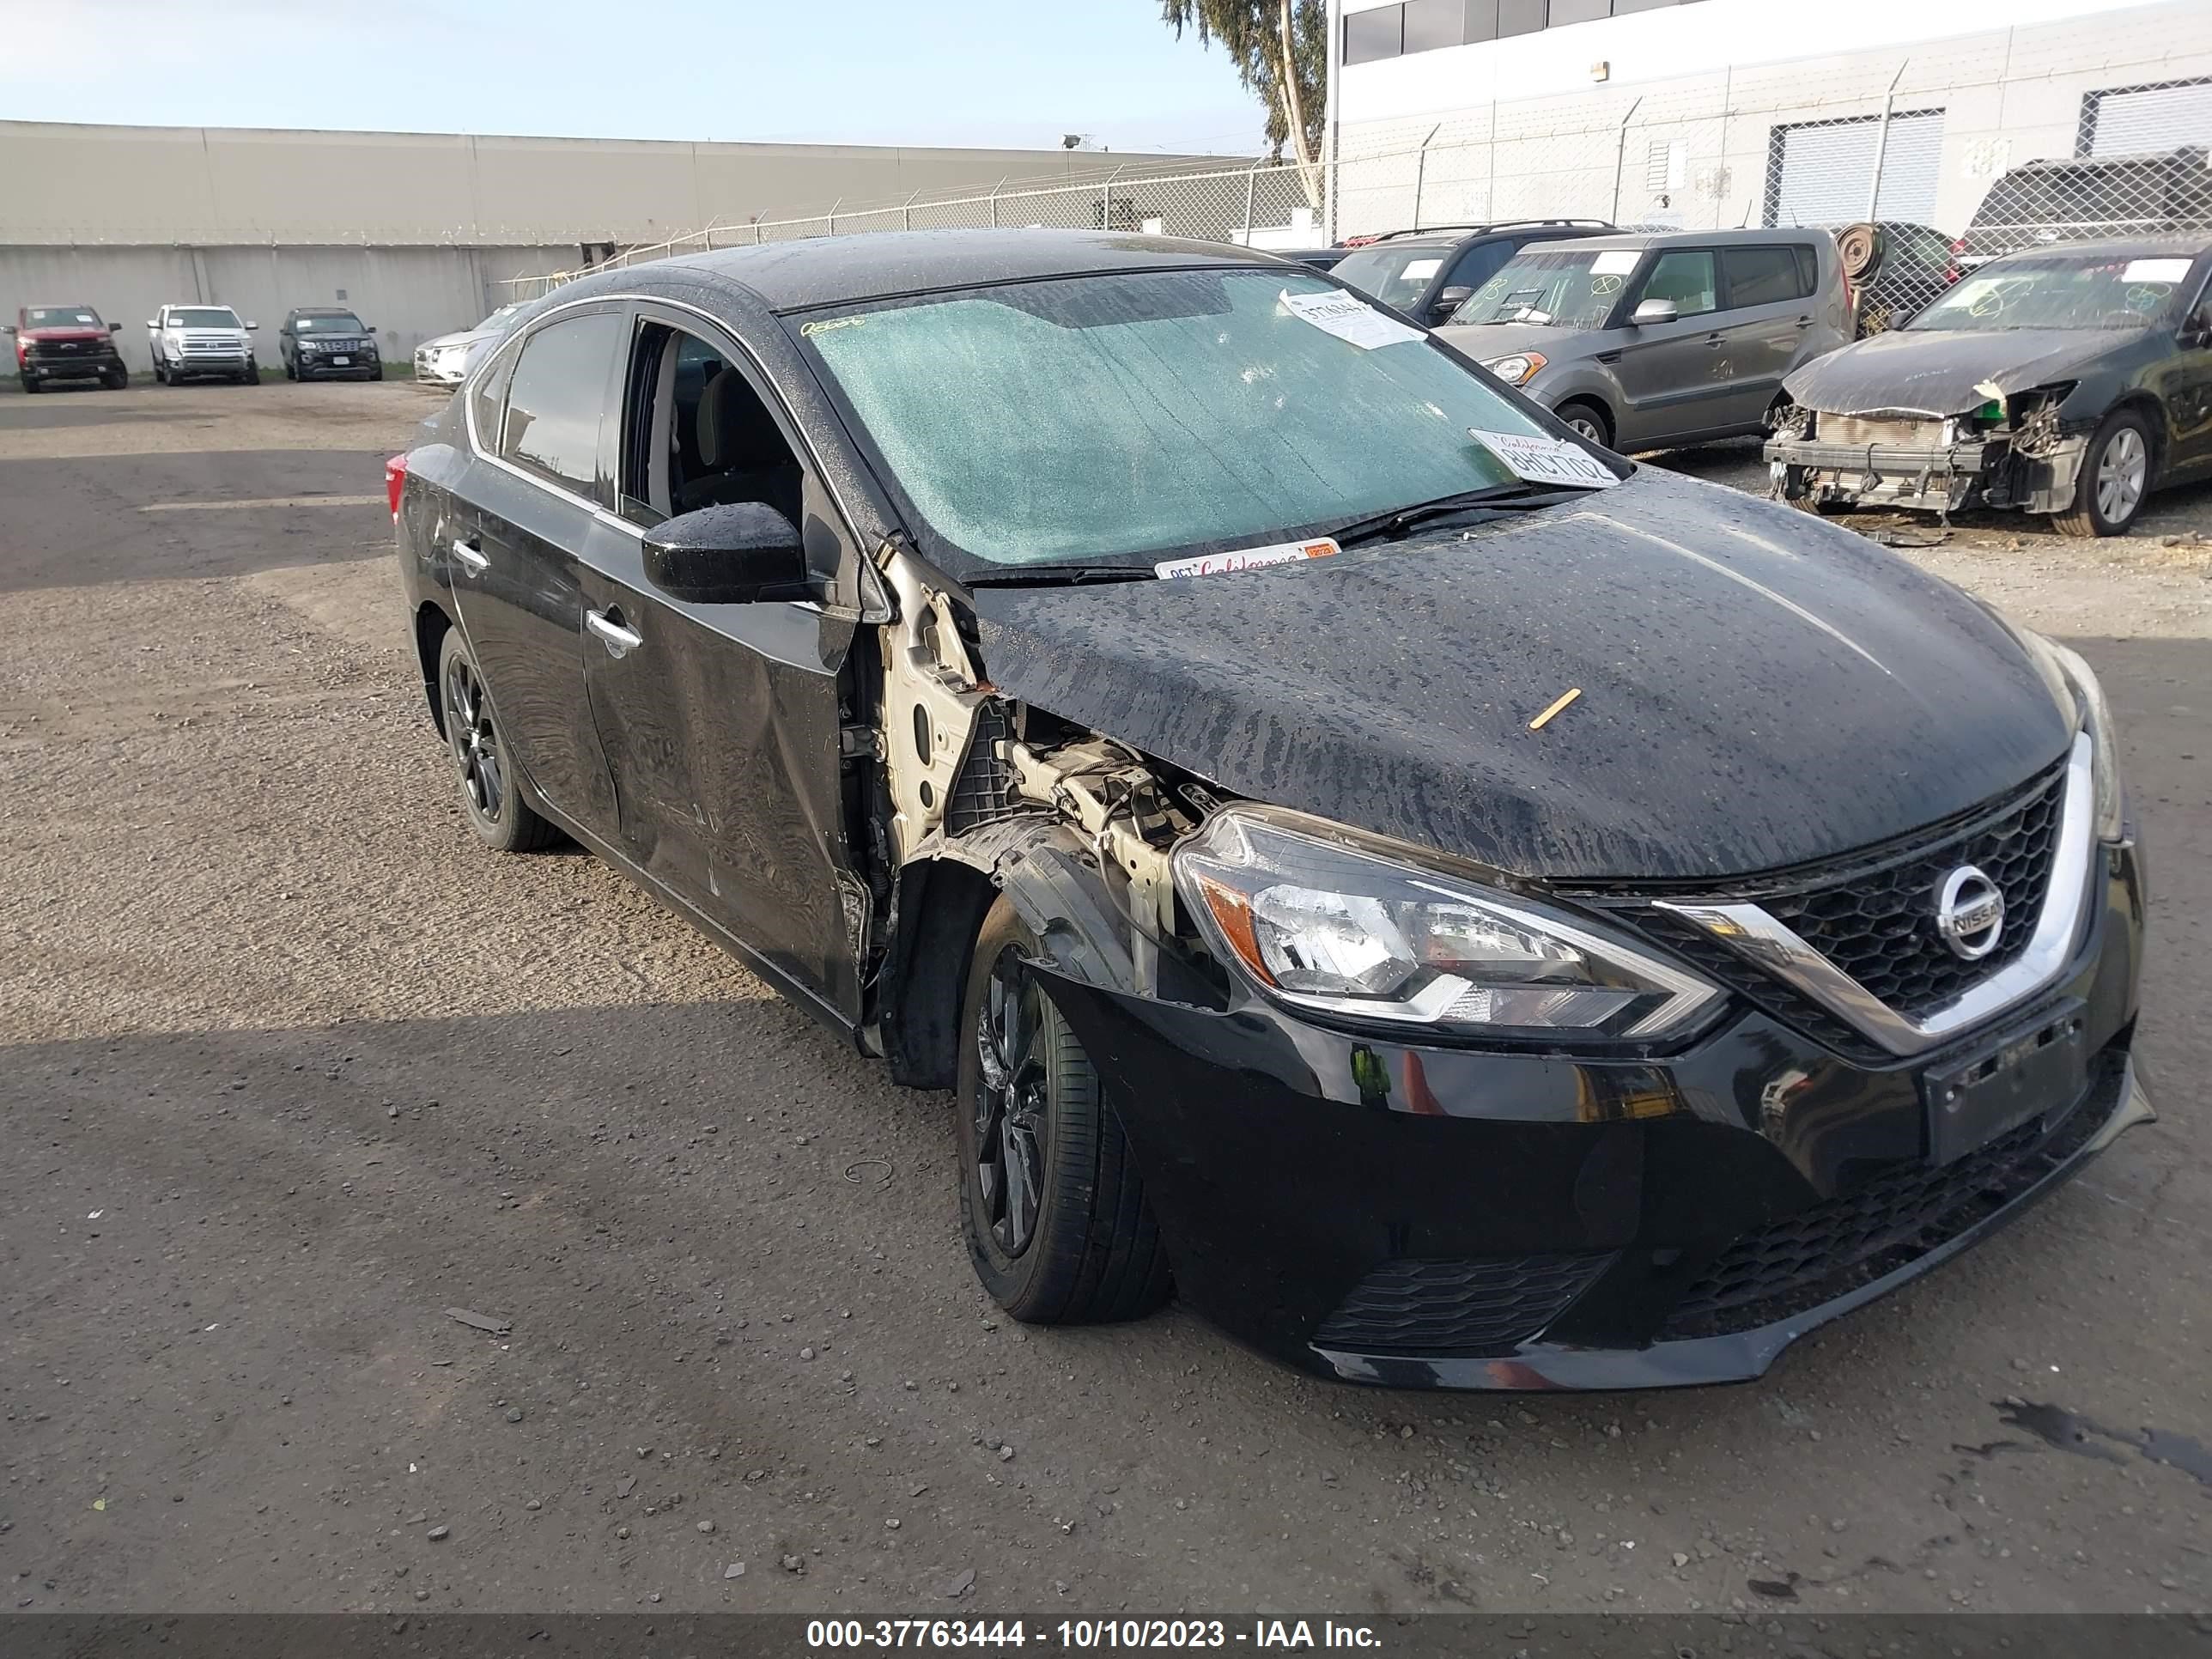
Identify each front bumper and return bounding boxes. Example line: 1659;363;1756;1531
1765;430;2085;517
23;353;123;380
1039;839;2148;1390
415;354;467;387
298;352;378;377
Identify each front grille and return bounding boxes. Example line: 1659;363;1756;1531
1633;760;2069;1052
1658;1066;2112;1341
1818;415;1944;448
1765;766;2064;1018
1314;1254;1613;1356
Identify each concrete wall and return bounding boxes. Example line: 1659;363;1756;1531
1328;0;2212;239
1;243;581;373
0;121;1242;248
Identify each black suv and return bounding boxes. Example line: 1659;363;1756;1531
279;308;381;380
1331;220;1617;325
1958;147;2212;271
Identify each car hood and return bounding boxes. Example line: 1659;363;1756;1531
1434;319;1599;367
1783;326;2144;416
971;468;2071;883
21;325;109;343
419;325;492;353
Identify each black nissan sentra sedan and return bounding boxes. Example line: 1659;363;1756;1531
392;230;2151;1391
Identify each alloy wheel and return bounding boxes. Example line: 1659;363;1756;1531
973;946;1048;1257
1565;412;1606;444
2096;426;2147;526
442;653;503;822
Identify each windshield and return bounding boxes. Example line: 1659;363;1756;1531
798;267;1552;572
1454;248;1639;328
1329;244;1454;310
1908;254;2194;331
27;307;101;328
475;302;525;332
168;307;239;329
294;313;365;333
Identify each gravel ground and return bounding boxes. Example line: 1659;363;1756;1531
2;380;2208;1616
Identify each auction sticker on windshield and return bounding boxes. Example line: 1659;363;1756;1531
1155;538;1341;580
2121;258;2191;283
1279;289;1425;350
1469;428;1620;489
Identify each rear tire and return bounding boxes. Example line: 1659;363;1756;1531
954;897;1173;1325
435;629;561;854
1556;398;1613;449
2053;408;2152;538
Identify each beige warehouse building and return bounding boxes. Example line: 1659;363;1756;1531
0;121;1236;373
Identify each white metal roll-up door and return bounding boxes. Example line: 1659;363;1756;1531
2086;80;2212;155
1767;111;1945;227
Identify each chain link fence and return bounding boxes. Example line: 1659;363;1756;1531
496;41;2212;327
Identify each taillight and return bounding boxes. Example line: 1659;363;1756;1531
385;453;408;520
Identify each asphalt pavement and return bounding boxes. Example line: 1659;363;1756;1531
2;380;2208;1615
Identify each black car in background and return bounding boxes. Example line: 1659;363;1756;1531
392;230;2148;1390
1331;220;1616;326
1769;236;2212;536
280;308;381;380
1957;148;2212;272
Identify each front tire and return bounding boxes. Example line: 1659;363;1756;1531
2054;409;2152;538
436;629;560;854
20;374;36;394
954;898;1172;1325
241;362;259;385
1556;398;1613;448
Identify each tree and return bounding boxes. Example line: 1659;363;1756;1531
1160;0;1328;206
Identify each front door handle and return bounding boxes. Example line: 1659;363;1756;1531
586;607;642;658
451;536;489;574
1795;315;1815;329
1705;332;1724;345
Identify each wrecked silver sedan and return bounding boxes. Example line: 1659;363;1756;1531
1766;237;2212;536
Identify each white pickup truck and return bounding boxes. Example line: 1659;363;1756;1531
148;303;260;386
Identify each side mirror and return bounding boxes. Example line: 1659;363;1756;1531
366;325;378;334
1;325;15;335
1630;298;1680;325
2183;311;2212;349
246;321;259;331
1431;285;1474;319
144;319;158;329
108;321;123;333
642;501;809;605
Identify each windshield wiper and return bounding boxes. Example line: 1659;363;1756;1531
1328;482;1586;548
963;563;1155;589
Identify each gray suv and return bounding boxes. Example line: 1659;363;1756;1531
1435;228;1851;451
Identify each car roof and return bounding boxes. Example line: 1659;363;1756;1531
1522;227;1829;254
1983;234;2212;260
636;228;1290;312
290;306;356;313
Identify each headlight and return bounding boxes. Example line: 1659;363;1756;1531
1480;351;1545;386
2008;623;2124;841
1172;808;1722;1040
2039;637;2124;841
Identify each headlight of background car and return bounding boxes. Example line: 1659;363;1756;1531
2009;624;2124;842
1478;351;1546;386
1173;809;1721;1040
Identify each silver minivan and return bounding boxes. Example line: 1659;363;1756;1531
1434;228;1851;452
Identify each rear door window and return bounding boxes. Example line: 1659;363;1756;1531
1445;238;1518;297
498;311;623;498
1636;249;1718;316
1723;245;1811;307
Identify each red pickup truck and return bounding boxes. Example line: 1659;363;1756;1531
9;304;129;392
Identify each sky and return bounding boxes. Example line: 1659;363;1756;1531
0;0;1267;155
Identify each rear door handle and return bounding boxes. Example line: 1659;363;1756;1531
1795;315;1815;329
451;536;489;574
1704;332;1724;345
586;607;642;658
